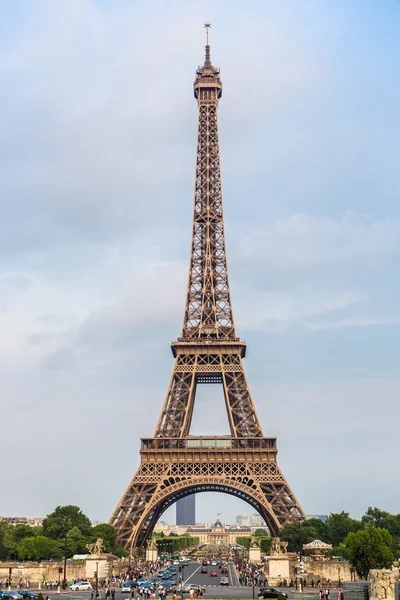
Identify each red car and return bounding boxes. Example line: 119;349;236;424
210;571;218;577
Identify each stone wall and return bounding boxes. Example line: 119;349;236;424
302;559;353;584
0;559;126;588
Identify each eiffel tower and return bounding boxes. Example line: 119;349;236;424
110;26;305;551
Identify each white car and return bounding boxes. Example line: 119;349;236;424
173;560;180;566
211;561;217;566
70;582;93;591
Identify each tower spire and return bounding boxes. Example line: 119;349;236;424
204;23;211;67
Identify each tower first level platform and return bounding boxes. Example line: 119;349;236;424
110;436;303;551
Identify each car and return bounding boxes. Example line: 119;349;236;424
0;593;23;600
200;568;208;574
139;583;155;593
220;567;228;574
258;588;288;599
19;593;38;600
69;582;93;591
173;560;180;566
162;582;177;594
182;561;189;566
220;577;229;586
157;571;164;577
210;571;218;577
211;561;217;566
182;584;205;594
168;567;177;573
121;583;135;593
162;573;172;580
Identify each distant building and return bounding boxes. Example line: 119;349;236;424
176;496;196;526
0;516;43;527
251;514;266;527
306;514;328;523
187;520;252;545
236;514;249;527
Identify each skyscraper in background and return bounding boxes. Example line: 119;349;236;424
176;495;196;525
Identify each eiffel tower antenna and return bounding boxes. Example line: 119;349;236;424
109;28;305;553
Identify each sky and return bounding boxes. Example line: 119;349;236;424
1;0;400;527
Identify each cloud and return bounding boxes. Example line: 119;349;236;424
235;212;400;288
306;316;400;331
0;0;399;525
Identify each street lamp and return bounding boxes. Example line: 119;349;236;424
61;517;72;590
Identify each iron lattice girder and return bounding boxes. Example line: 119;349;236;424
184;101;234;341
153;348;263;438
109;441;304;550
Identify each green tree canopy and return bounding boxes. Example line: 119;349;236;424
345;527;394;579
65;526;88;557
306;518;329;541
0;523;9;560
279;521;318;552
254;528;269;537
326;512;361;547
3;524;39;558
17;536;62;561
90;524;117;553
43;505;91;540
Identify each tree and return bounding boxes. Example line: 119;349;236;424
280;521;318;552
3;524;39;559
113;546;128;558
43;506;91;540
306;518;329;541
362;507;400;535
326;512;361;547
17;536;62;561
254;529;269;537
90;524;117;553
0;523;9;560
345;527;394;580
65;526;88;556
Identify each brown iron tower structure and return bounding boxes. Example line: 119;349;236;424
110;27;305;551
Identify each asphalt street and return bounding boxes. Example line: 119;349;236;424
41;562;324;600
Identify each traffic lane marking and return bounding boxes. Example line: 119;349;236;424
182;563;202;584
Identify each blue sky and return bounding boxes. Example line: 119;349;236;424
0;0;399;526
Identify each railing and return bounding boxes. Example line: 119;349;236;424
141;437;277;451
173;336;245;344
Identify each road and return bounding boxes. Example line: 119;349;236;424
41;562;325;600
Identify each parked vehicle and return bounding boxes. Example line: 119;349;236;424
258;588;288;599
121;581;136;593
0;593;24;600
182;584;205;594
19;593;38;600
69;582;93;591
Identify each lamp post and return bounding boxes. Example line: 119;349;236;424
62;531;68;590
61;517;72;590
297;518;303;593
96;561;99;598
